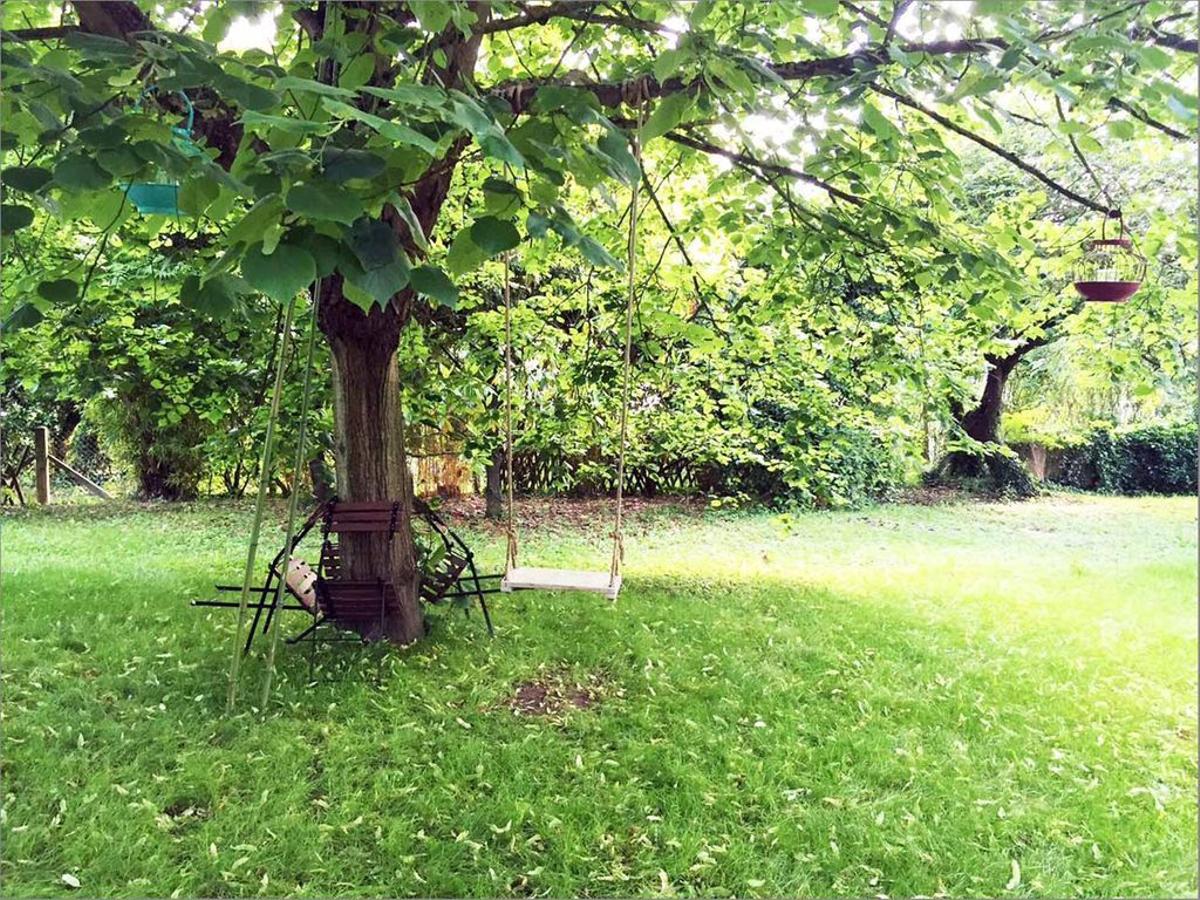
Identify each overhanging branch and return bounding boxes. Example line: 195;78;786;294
490;38;1007;114
872;85;1110;213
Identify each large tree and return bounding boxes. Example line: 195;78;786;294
2;0;1194;641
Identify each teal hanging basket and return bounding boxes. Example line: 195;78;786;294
124;90;199;217
127;182;181;215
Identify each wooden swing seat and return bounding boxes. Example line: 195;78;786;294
501;566;621;600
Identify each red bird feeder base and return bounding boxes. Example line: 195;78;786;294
1071;210;1146;304
1072;280;1142;303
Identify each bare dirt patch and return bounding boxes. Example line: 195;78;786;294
501;668;613;718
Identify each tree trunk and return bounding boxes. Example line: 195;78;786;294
320;279;424;645
308;452;335;504
958;354;1015;444
932;343;1045;497
484;447;504;520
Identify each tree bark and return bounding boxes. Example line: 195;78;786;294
484;447;504;520
319;278;423;644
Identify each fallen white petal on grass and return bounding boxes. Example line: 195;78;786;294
1005;859;1022;891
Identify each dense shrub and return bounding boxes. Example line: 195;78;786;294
678;400;900;508
1051;423;1197;495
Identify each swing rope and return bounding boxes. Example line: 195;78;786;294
259;281;322;709
502;251;519;574
500;112;643;595
609;124;642;585
226;290;299;714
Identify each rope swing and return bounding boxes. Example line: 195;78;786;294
500;117;643;602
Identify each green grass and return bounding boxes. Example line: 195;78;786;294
2;494;1195;897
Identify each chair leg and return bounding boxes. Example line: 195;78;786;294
287;616;323;645
466;559;495;637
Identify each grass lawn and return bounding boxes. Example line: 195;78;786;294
2;494;1196;897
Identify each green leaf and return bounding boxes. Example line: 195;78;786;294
360;84;447;109
4;303;44;331
1139;45;1173;71
1107;119;1136;140
390;194;429;252
305;233;342;278
180;273;241;317
178;175;221;217
689;0;715;25
1075;133;1103;154
410;0;453;33
274;76;357;99
482;177;522;216
653;48;692;84
64;30;136;60
97;147;143;178
36;278;77;302
641;93;692;142
707;58;756;98
578;235;620;269
410;265;458;306
240;110;331;136
998;46;1023;70
322;148;386;183
54;155;111;190
241;242;316;301
479;133;525;168
1;204;34;232
446;227;487;275
227;194;284;245
343;257;409;305
469;216;521;255
3;165;52;192
341;276;377;312
215;73;280;112
526;210;552;238
287;180;365;224
862;104;895;139
346;217;399;270
338;53;376;90
321;98;439;155
597;129;640;184
802;0;838;16
531;86;602;123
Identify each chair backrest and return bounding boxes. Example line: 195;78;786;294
324;501;400;535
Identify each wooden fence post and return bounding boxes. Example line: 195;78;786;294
34;426;50;505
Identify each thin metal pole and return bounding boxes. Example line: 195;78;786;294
226;292;298;714
259;282;322;710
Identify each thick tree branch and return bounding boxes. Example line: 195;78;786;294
1108;97;1190;140
490;38;1006;113
1132;26;1199;53
69;0;150;39
872;85;1110;213
3;25;79;40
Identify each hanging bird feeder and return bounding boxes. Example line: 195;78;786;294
125;90;202;216
1072;209;1147;303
